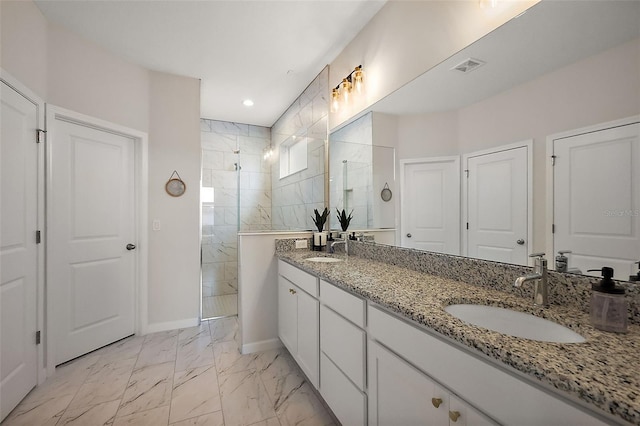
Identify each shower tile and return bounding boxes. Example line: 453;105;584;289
224;207;238;226
211;280;237;296
202;149;224;170
248;125;271;139
242;154;261;173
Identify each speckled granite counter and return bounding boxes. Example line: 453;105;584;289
277;249;640;425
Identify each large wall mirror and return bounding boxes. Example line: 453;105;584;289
328;0;640;281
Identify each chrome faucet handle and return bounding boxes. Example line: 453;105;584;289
529;252;546;258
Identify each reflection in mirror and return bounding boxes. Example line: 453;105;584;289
328;1;640;278
329;112;396;232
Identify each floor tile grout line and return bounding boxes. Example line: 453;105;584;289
111;337;143;422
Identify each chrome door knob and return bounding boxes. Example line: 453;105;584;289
406;233;412;238
516;239;525;245
126;243;136;250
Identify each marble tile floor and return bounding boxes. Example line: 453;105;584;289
2;317;336;426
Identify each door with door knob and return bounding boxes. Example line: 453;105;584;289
48;111;136;365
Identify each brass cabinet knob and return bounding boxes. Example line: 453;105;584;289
289;288;296;295
449;411;461;422
431;398;443;408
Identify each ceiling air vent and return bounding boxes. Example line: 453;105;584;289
451;58;486;73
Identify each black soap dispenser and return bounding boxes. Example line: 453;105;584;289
588;267;627;333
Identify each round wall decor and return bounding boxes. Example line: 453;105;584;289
381;182;392;202
165;170;186;197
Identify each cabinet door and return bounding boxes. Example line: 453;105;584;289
449;395;495;426
278;276;297;354
297;289;319;388
369;341;448;426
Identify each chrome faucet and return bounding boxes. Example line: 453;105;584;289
514;253;549;307
330;240;347;255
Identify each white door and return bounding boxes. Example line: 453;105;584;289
49;114;136;365
553;122;640;280
466;145;529;265
401;157;460;255
0;81;39;421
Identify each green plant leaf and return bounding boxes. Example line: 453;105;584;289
311;207;329;232
336;208;353;232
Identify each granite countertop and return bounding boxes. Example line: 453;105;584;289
277;250;640;425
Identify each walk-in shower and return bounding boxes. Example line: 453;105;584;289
200;120;272;319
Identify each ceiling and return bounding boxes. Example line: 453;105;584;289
370;0;640;117
34;0;386;127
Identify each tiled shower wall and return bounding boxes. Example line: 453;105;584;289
200;119;271;303
271;66;329;230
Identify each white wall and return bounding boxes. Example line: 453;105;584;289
1;0;202;333
238;231;312;354
0;1;48;98
328;0;539;130
46;23;149;133
147;71;201;328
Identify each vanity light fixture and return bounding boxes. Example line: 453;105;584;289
330;65;365;113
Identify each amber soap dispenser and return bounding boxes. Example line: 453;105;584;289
589;267;627;333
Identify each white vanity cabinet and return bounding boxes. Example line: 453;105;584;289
277;260;319;388
319;279;367;426
368;305;609;426
368;340;493;426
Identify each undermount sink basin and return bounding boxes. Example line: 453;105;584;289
305;257;343;263
444;304;586;343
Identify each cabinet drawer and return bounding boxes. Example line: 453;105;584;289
320;279;365;327
278;260;318;297
320;352;366;426
320;305;366;390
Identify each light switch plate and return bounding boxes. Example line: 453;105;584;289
295;239;308;249
152;220;161;231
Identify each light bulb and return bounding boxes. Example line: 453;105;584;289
353;66;364;94
339;78;351;104
331;88;340;112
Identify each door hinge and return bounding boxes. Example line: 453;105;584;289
464;169;469;178
36;230;41;244
36;330;41;345
552;224;556;234
551;155;556;166
36;129;46;144
466;222;469;230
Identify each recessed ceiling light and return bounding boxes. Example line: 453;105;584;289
243;99;254;107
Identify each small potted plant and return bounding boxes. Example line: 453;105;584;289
336;208;353;239
311;207;329;249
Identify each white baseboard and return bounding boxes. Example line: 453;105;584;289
241;338;282;354
143;318;199;335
